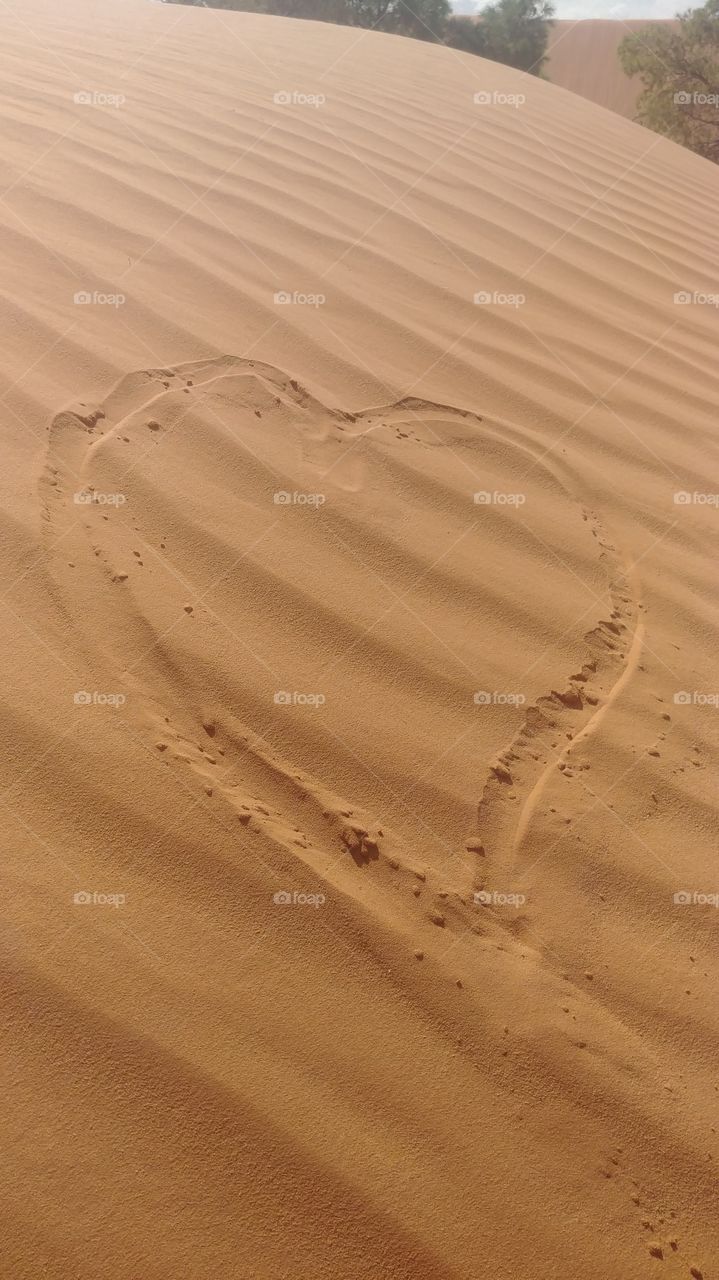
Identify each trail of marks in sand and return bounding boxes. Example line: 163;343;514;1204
511;597;646;859
472;511;645;901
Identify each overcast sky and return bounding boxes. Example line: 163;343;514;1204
452;0;678;16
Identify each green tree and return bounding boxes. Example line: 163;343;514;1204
443;13;485;54
619;0;719;160
262;0;351;18
446;0;554;74
169;0;265;8
344;0;451;38
397;0;453;40
170;0;351;15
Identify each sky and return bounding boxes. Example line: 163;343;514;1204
452;0;678;16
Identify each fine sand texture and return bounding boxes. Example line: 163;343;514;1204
0;3;717;1279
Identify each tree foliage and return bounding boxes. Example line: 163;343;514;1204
446;0;554;74
619;0;719;160
264;0;350;18
339;0;451;38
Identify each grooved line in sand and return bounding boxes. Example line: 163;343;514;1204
473;503;646;903
512;599;646;859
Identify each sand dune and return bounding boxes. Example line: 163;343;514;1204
1;2;717;1278
547;19;675;117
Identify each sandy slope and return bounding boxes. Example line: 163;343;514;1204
0;3;717;1278
547;19;675;117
